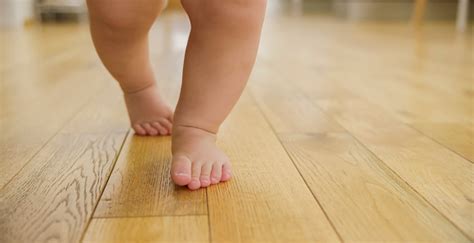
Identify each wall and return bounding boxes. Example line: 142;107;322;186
0;0;35;28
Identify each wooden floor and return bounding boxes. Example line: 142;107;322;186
1;9;473;243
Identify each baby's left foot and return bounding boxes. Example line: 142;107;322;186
171;125;232;190
123;83;174;136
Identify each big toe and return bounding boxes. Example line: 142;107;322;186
171;155;192;186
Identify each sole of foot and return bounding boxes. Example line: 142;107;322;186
171;125;232;190
123;83;174;136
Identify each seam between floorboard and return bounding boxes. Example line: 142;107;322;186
90;213;209;220
305;92;474;241
262;55;473;240
247;88;345;243
346;129;473;241
405;123;474;164
205;189;212;243
0;83;110;192
79;130;130;243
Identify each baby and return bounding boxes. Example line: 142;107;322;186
86;0;266;190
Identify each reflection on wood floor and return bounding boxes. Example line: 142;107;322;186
0;8;473;243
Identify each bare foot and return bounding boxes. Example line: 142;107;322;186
124;83;174;136
171;125;232;190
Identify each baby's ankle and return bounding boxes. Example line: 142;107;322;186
172;125;217;152
122;81;156;95
173;125;216;140
172;115;220;134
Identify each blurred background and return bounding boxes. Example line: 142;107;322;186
0;0;472;29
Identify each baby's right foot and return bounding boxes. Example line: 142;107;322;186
123;83;174;136
171;125;232;190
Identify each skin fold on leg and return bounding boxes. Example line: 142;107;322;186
87;0;174;136
171;0;267;190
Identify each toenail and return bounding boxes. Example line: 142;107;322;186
175;172;190;177
211;178;219;184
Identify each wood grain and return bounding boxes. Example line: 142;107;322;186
83;216;208;243
280;132;469;242
257;16;473;239
410;122;474;162
0;132;126;242
206;93;340;243
250;61;470;241
249;64;345;134
93;134;207;218
316;98;474;238
0;30;110;188
0;86;129;242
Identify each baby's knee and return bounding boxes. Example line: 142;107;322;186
182;0;267;29
87;0;166;31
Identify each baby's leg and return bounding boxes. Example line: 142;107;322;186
171;0;267;190
87;0;173;136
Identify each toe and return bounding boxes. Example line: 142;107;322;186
158;118;172;135
171;155;192;186
210;163;222;185
188;161;202;190
199;163;213;187
142;123;158;136
221;162;232;182
188;179;200;190
151;122;168;136
132;124;147;136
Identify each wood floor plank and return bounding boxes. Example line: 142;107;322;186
282;58;474;237
0;76;106;188
61;86;130;135
250;64;470;241
279;57;472;125
206;93;340;243
0;86;129;243
93;134;207;218
261;18;473;124
315;98;474;239
280;133;470;242
0;39;110;188
256;19;473;237
410;122;474;162
249;66;345;134
83;216;209;243
0;24;92;73
0;133;126;243
324;70;473;124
